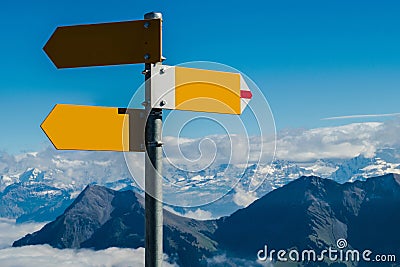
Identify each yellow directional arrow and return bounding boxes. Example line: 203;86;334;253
150;65;253;114
41;104;145;152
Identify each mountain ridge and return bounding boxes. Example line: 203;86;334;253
13;184;218;267
13;174;400;266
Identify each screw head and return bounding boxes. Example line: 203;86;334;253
144;53;150;60
144;12;162;20
144;21;150;28
160;68;165;74
160;100;167;107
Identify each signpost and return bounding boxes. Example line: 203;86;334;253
150;65;252;114
44;19;162;68
41;104;145;152
42;12;252;267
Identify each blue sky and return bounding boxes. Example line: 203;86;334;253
1;0;400;153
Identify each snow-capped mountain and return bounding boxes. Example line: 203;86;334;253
1;147;400;221
0;149;133;222
0;181;71;222
14;174;400;267
329;149;400;183
0;148;133;194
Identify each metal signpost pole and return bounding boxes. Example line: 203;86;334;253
41;12;253;267
144;11;163;267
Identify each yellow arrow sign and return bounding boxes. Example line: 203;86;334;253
41;104;145;152
44;19;162;68
149;65;253;114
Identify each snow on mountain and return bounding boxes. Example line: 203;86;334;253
0;148;133;194
2;145;400;220
299;159;339;178
161;149;400;217
1;118;400;221
359;158;400;178
329;149;400;183
0;175;14;192
0;182;71;221
0;149;137;221
19;168;46;183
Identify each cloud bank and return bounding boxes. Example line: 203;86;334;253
3;119;400;193
0;218;45;248
232;185;258;207
0;219;178;267
276;120;400;161
160;119;400;164
182;208;213;220
1;220;260;266
0;245;177;267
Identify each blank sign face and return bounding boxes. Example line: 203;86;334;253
44;19;162;68
150;65;248;115
175;67;241;114
41;104;145;152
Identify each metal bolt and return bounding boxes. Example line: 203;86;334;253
144;12;163;20
144;53;150;60
144;21;150;28
160;100;167;107
159;68;165;74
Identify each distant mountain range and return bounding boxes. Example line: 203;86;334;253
1;148;400;221
14;174;400;267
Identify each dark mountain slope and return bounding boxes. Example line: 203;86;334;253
14;175;400;266
13;184;217;267
215;174;400;265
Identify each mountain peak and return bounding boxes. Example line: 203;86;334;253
13;174;400;266
19;167;45;183
215;173;400;260
13;185;217;267
82;183;111;192
288;175;339;192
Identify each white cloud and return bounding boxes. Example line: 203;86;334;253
183;209;213;220
233;186;258;208
160;119;400;165
322;113;400;120
0;245;178;267
275;122;384;161
275;120;400;162
0;218;45;248
0;220;178;267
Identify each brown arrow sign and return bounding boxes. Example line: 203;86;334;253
44;19;162;68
